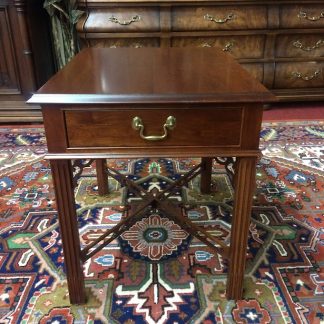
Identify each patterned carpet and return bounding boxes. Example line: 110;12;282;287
0;120;323;323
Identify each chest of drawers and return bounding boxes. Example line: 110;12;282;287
76;0;324;101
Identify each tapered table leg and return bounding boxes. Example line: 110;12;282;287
200;157;213;194
226;157;256;300
95;159;109;196
50;159;86;304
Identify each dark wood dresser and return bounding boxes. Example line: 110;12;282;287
77;0;324;101
0;0;54;122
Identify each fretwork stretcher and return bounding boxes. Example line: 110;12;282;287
80;163;229;263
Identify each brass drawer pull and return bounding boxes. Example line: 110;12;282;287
108;15;141;25
200;41;235;52
204;13;235;24
291;70;321;81
298;11;324;21
223;41;235;52
132;116;176;141
292;40;324;51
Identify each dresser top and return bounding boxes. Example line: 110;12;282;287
29;47;276;105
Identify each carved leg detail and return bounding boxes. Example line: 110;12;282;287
200;157;213;194
50;160;86;304
226;157;256;300
96;159;109;195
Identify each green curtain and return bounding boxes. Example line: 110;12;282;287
43;0;84;70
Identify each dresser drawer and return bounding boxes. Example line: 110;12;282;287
80;38;160;48
280;5;324;28
171;35;265;59
276;34;324;58
82;8;160;32
171;6;267;31
274;62;324;88
64;108;243;148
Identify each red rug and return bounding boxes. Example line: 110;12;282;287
0;119;323;323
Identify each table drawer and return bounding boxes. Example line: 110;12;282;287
171;35;265;59
64;108;243;148
280;5;324;28
276;34;324;58
82;8;160;32
274;62;324;88
171;6;267;31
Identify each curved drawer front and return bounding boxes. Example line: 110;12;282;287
240;63;264;83
65;108;243;148
280;5;324;28
83;8;160;32
171;35;265;59
274;62;324;88
171;6;267;31
276;34;324;58
80;38;160;49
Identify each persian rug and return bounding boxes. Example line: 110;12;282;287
0;120;323;324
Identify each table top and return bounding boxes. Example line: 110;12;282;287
29;47;276;105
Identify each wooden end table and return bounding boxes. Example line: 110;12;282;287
29;47;276;304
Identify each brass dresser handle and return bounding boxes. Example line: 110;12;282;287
132;116;176;141
292;40;324;51
204;13;235;24
291;70;321;81
298;11;324;21
222;41;235;52
200;41;235;52
108;15;141;25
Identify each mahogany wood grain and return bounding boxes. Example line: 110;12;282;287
274;62;324;89
275;34;324;58
171;35;266;59
65;108;243;148
34;48;272;101
96;159;109;195
50;160;86;304
279;5;324;28
83;7;160;32
30;47;276;304
240;64;264;83
171;6;268;31
81;37;160;49
227;157;256;300
76;0;324;101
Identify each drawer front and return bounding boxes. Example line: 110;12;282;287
240;63;264;83
171;35;265;59
280;5;324;28
83;8;160;32
65;108;243;148
80;38;160;49
274;62;324;88
276;34;324;58
171;6;267;31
